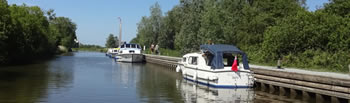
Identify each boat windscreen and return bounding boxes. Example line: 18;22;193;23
121;45;125;48
126;44;130;48
131;44;136;48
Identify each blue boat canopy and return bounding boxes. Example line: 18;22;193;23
200;44;250;70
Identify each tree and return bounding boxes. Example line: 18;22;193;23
0;1;77;65
323;0;350;17
105;34;117;48
135;2;163;48
0;0;10;63
49;17;77;48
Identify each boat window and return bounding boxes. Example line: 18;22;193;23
113;50;118;52
126;44;130;48
182;57;186;62
223;53;238;67
189;56;197;65
137;45;141;49
202;52;213;66
131;44;136;48
121;45;125;48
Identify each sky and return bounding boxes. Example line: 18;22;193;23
8;0;328;46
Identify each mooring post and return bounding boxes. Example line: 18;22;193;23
290;88;297;99
302;91;310;101
269;84;275;93
316;94;324;103
331;97;340;103
279;86;286;96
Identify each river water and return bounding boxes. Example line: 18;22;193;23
0;52;308;103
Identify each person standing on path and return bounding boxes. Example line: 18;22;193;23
150;43;155;54
155;44;159;55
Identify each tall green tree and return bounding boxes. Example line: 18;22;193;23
323;0;350;17
135;2;163;48
0;0;77;65
49;16;77;48
0;0;10;63
158;6;183;49
174;0;204;53
105;34;117;48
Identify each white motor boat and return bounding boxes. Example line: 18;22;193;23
116;43;143;63
106;48;119;57
176;44;254;88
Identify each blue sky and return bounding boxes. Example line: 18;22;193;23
9;0;328;46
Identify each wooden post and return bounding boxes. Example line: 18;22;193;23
331;97;340;103
279;86;286;96
316;94;324;103
290;88;297;99
269;84;275;93
302;91;310;101
261;83;266;92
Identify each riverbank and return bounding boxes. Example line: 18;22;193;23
72;48;107;52
152;48;349;74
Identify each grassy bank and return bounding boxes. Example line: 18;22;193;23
153;48;349;74
72;48;107;52
144;48;182;57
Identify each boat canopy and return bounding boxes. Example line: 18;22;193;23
200;44;250;70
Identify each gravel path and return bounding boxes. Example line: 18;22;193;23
250;64;350;80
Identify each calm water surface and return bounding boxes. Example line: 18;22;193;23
0;52;307;103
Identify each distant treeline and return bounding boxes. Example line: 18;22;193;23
79;44;103;48
0;0;77;65
131;0;350;72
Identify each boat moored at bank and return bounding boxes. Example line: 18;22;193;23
176;44;254;88
106;48;119;57
115;43;143;63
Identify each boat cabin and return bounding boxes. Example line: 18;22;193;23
119;43;142;54
181;44;250;71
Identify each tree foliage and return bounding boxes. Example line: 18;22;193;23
105;34;118;48
0;0;77;65
132;0;350;72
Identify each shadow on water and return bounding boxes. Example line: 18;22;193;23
0;53;74;103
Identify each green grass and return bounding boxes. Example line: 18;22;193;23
144;48;182;57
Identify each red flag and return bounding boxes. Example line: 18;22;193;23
231;56;238;72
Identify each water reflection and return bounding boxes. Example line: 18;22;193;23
114;62;142;88
0;53;74;103
0;52;314;103
137;63;255;103
177;79;254;103
137;63;184;103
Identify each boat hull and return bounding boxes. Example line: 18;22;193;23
116;54;143;63
179;65;254;88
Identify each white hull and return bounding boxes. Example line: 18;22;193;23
177;65;254;88
116;54;143;63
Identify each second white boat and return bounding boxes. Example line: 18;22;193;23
115;43;143;63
